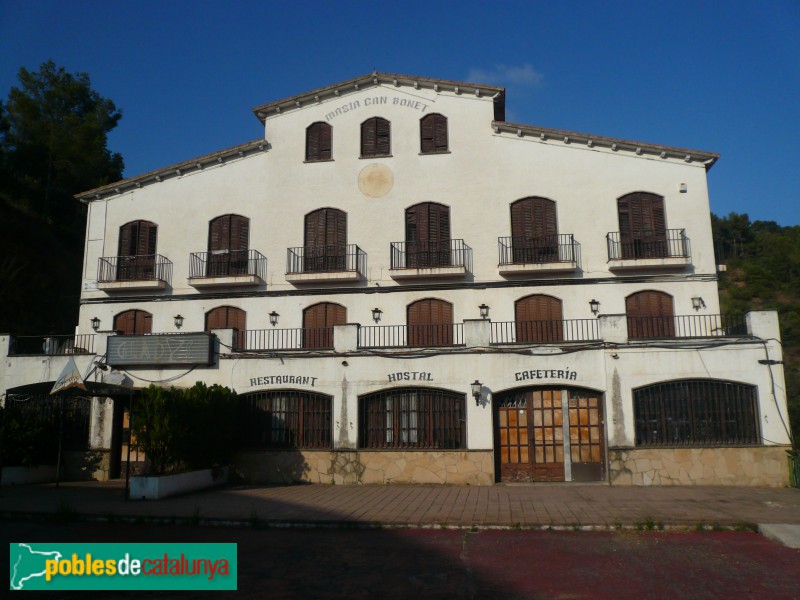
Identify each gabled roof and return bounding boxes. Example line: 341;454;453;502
252;71;507;124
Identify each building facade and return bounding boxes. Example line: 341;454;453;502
2;72;792;485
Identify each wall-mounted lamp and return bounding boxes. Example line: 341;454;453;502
90;317;101;331
269;311;280;327
173;314;184;329
471;380;482;406
371;307;383;323
479;304;490;320
691;297;706;311
589;299;600;315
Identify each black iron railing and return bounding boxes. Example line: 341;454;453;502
358;324;465;349
237;327;335;351
286;244;366;276
627;314;747;340
98;254;172;283
498;234;579;266
490;320;601;344
607;229;690;260
189;249;267;279
390;239;472;270
9;334;96;356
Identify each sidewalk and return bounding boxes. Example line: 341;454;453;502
1;480;799;531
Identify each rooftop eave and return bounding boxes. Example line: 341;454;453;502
492;121;719;170
75;139;268;202
252;71;506;124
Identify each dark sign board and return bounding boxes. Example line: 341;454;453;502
107;333;215;367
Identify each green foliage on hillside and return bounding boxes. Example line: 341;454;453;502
713;213;800;448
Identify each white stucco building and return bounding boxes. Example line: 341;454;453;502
1;72;792;485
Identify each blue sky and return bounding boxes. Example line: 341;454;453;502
1;0;798;225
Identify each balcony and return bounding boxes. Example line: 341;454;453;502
188;250;266;288
236;327;335;351
358;324;465;349
285;244;366;283
389;239;472;280
627;314;747;340
607;229;691;271
9;334;96;356
97;255;172;291
490;319;601;344
498;234;580;275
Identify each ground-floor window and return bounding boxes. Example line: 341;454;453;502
634;380;759;446
360;388;465;449
239;390;332;449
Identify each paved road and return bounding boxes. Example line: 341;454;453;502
4;520;799;599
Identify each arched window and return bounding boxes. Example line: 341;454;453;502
305;122;332;162
360;387;466;449
515;294;563;342
634;380;759;446
626;291;674;339
617;192;667;258
304;208;347;272
360;117;390;157
117;220;157;280
420;113;448;153
114;309;153;335
208;214;249;276
407;298;453;347
405;202;451;267
205;306;246;350
510;197;558;263
302;302;346;349
239;390;332;449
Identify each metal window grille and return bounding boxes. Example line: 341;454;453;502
3;394;91;452
239;391;332;449
359;388;466;449
633;380;759;447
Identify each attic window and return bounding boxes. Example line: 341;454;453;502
360;117;391;157
420;113;448;154
306;122;332;162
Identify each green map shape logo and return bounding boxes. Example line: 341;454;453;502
10;543;62;590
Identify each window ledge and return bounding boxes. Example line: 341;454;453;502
303;158;335;164
359;154;392;159
418;150;451;156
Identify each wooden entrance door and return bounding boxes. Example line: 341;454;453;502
495;387;604;482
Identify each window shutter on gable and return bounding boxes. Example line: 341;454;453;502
361;117;390;157
361;118;376;156
306;122;332;161
376;117;390;155
420;114;447;153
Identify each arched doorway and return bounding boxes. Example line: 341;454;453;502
494;386;604;482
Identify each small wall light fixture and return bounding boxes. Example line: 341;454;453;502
691;297;706;311
589;299;600;315
372;307;383;323
471;380;483;406
90;317;101;331
269;311;280;327
479;303;490;320
173;314;184;329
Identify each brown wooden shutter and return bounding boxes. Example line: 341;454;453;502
376;117;390;155
406;203;450;267
626;291;674;339
114;310;152;335
510;197;557;263
618;193;666;258
408;299;452;347
303;303;346;348
361;118;376;156
305;209;347;271
306;122;332;161
421;114;448;153
515;295;563;342
361;117;390;156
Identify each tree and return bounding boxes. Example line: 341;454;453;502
1;60;123;223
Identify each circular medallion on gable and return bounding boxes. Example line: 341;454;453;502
358;163;393;198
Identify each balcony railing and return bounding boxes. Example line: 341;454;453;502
98;254;172;283
236;327;335;351
390;239;472;270
607;229;689;261
498;234;579;266
286;244;366;276
358;324;465;349
189;249;267;279
627;314;747;340
490;320;601;344
9;334;95;356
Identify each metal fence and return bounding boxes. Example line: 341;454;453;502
9;334;96;356
97;254;172;284
490;320;601;344
390;239;472;271
607;229;689;260
286;244;366;276
189;249;267;279
358;324;465;349
627;314;748;340
237;327;335;351
790;453;800;488
497;234;579;266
